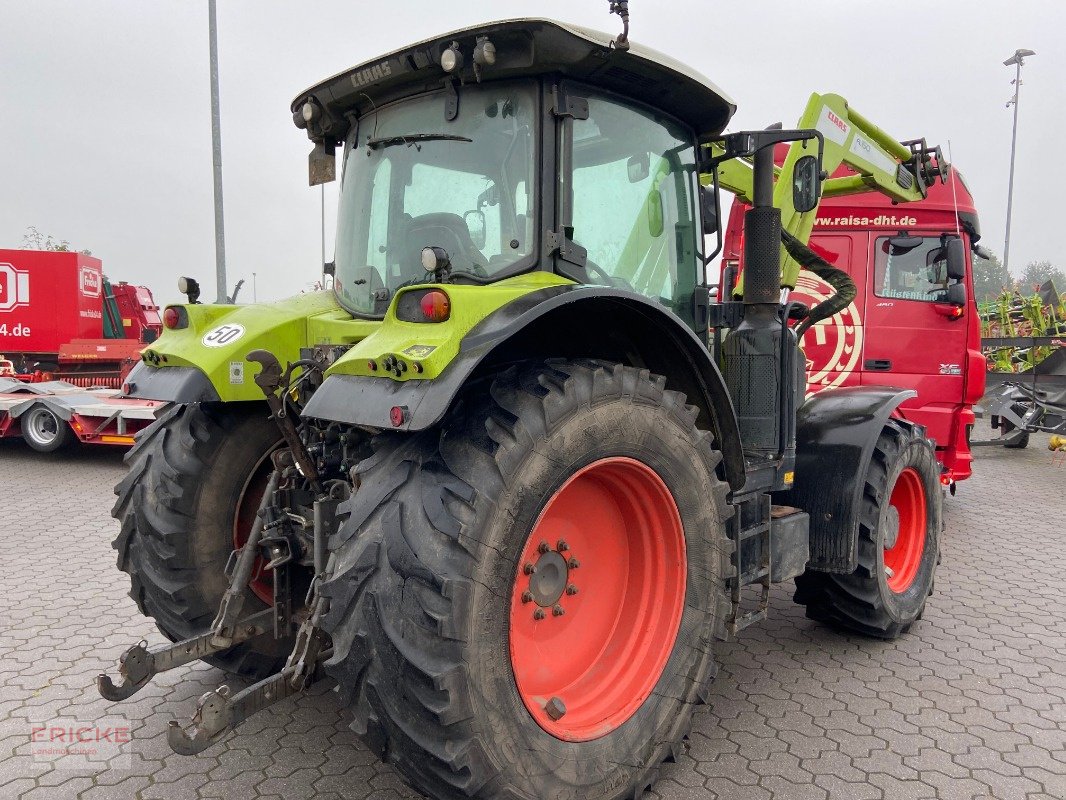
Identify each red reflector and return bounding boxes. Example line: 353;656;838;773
390;405;407;427
163;307;181;328
420;290;450;322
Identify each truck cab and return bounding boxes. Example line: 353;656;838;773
723;163;985;482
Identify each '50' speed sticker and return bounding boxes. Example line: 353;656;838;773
201;323;245;348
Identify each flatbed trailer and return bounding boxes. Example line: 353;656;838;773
0;377;165;452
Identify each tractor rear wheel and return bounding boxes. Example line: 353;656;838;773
320;359;731;800
112;402;291;677
794;419;940;639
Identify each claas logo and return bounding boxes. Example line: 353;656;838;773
0;263;31;312
80;267;102;297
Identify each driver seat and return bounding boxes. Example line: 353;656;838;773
405;212;486;271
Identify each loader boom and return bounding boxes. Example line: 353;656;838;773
707;92;946;289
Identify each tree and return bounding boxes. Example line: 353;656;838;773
971;248;1013;302
1018;260;1066;297
21;226;92;255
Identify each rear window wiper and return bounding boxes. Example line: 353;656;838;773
366;133;473;150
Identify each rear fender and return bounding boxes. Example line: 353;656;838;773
781;385;916;573
303;286;747;489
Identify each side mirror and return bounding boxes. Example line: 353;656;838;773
946;237;966;280
701;187;719;235
947;281;967;306
792;154;821;213
646;189;664;237
627;152;650;183
464;210;487;250
972;243;994;261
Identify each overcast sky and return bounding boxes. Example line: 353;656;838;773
2;1;1063;306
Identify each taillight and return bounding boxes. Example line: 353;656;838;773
420;290;450;322
395;289;451;323
162;306;188;329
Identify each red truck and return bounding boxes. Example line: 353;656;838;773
723;164;985;484
0;249;161;385
0;249;165;450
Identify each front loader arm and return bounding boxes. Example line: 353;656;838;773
706;92;946;289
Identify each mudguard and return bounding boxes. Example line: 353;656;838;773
122;364;221;403
783;385;916;573
303;285;747;489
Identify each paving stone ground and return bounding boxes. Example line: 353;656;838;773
1;426;1064;800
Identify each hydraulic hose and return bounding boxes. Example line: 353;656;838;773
781;230;857;339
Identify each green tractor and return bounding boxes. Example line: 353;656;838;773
101;7;953;798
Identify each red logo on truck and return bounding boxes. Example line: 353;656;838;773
80;267;102;298
0;263;31;312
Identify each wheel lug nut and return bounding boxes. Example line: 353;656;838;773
552;605;565;617
537;541;550;554
533;608;546;620
557;540;569;552
568;557;580;569
521;591;533;604
566;584;578;596
523;563;536;575
544;696;566;720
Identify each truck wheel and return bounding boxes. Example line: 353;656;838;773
22;405;75;452
320;360;731;800
794;419;940;639
112;403;291;677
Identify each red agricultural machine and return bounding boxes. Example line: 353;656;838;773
0;249;165;450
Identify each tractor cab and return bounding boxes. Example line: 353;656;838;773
293;18;735;327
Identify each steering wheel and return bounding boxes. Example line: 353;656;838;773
584;259;633;290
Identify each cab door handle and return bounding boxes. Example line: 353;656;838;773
864;359;892;371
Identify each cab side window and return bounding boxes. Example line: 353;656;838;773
874;235;951;302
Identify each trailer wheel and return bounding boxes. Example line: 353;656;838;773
112;402;291;677
794;419;940;639
320;360;731;800
21;405;75;452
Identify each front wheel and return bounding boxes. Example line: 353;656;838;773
22;405;75;452
794;419;940;639
320;359;731;800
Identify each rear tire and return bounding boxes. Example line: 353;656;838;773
22;405;75;452
111;403;290;677
320;359;731;800
794;419;940;639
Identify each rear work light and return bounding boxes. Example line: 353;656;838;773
395;289;451;323
162;306;188;329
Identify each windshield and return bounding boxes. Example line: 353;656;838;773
334;81;538;316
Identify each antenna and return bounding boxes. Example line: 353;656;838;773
609;1;630;50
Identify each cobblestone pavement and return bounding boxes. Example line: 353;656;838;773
1;429;1065;800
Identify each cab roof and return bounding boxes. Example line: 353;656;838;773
292;18;736;144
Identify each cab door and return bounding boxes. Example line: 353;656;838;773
861;233;968;446
795;232;866;395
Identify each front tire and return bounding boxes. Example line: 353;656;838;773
320;360;731;800
111;403;290;677
794;419;940;639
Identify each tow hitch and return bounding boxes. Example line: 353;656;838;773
99;350;338;754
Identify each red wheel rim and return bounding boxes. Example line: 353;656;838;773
232;451;276;605
508;457;686;742
884;467;927;593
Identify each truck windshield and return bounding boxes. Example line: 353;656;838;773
334;81;538;316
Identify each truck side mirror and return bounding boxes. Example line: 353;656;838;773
701;187;719;235
792;155;821;213
946;237;966;280
946;281;967;306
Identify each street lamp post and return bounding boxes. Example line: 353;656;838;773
1003;48;1035;274
208;0;227;303
252;272;257;303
